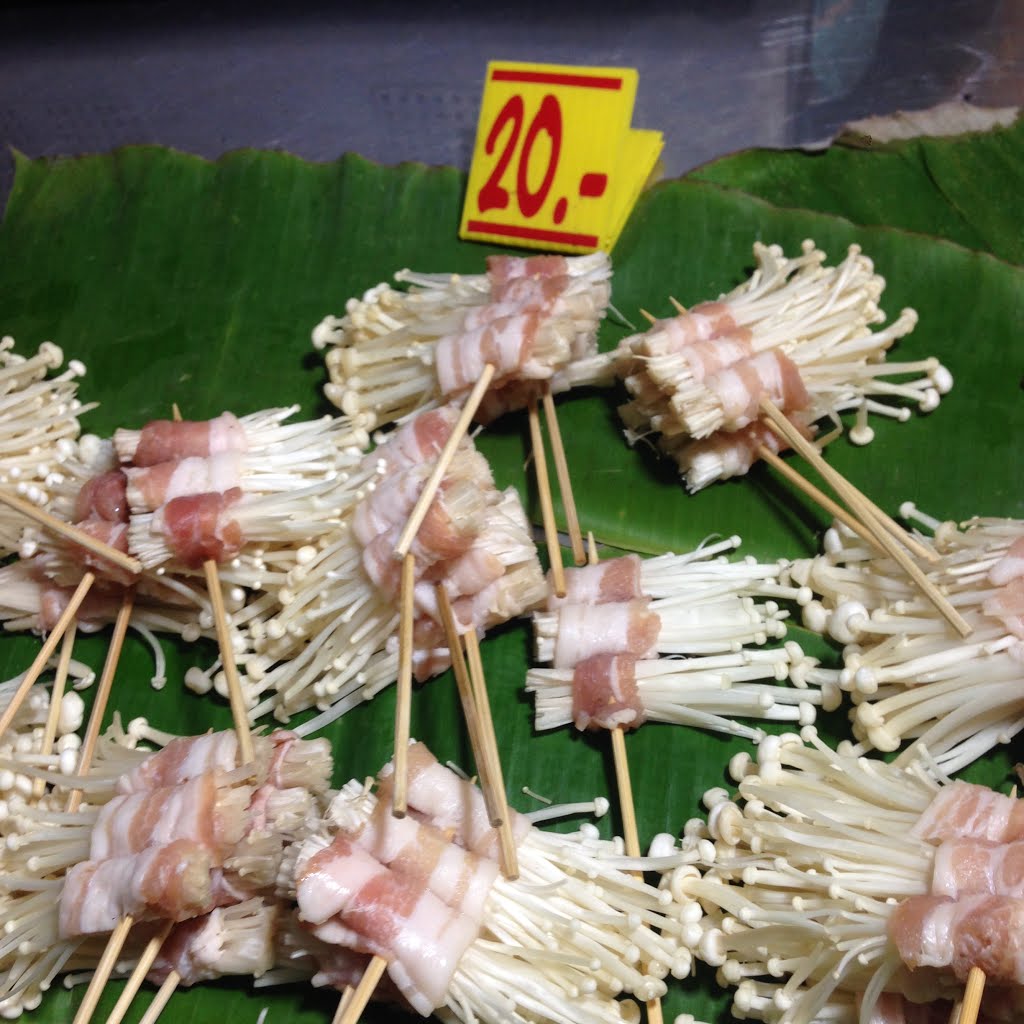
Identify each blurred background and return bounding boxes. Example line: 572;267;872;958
1;0;1021;208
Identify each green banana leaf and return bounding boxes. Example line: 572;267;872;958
689;114;1024;264
0;127;1022;1024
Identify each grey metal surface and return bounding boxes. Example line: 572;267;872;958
1;0;1021;211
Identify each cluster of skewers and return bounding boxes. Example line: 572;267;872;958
0;229;1018;1024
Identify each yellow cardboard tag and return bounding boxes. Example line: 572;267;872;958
460;61;663;254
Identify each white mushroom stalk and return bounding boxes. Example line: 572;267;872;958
678;729;962;1024
527;645;839;740
0;339;97;556
313;251;613;430
612;241;948;492
787;510;1024;772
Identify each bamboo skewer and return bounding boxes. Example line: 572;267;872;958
528;397;566;598
757;402;935;563
0;571;95;743
759;398;971;637
32;622;78;799
584;532;663;1024
69;914;135;1024
541;385;585;566
333;954;388;1024
135;969;179;1024
463;625;518;879
203;559;255;766
0;488;143;574
953;966;986;1024
392;551;416;816
756;445;878;548
331;985;356;1024
104;920;175;1024
394;364;495;560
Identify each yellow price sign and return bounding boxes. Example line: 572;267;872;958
460;61;663;254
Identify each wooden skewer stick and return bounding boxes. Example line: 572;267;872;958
668;296;686;314
759;398;971;637
331;984;356;1024
203;559;255;766
394;363;496;560
953;966;986;1024
756;445;879;549
435;586;496;814
463;625;519;880
528;397;566;598
639;309;657;324
584;532;663;1024
65;587;134;814
31;622;78;799
104;920;175;1024
0;571;95;743
541;386;585;566
70;914;135;1024
392;551;416;817
0;488;142;574
757;413;937;562
135;967;180;1024
334;954;388;1024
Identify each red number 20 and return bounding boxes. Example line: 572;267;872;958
477;93;562;218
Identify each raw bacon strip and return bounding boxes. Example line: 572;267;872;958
58;839;214;938
631;302;739;358
668;414;816;493
990;536;1024;586
888;893;1024;983
545;599;662;669
40;582;126;632
571;653;646;732
982;577;1024;639
148;488;245;568
378;742;532;860
545;554;644;610
90;772;250;860
115;729;330;795
148;898;277;986
697;349;809;435
912;780;1024;844
62;519;137;585
932;838;1024;898
73;469;129;523
124;452;244;512
865;994;956;1024
346;798;499;926
117;411;248;466
486;253;567;285
434;312;569;397
371;405;460;473
296;834;479;1015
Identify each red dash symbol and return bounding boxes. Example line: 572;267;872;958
579;173;608;198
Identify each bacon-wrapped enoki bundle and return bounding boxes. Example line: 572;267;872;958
0;338;99;556
787;509;1024;772
313;252;614;429
527;539;836;738
0;722;330;1014
230;405;544;731
614;241;948;491
281;740;694;1024
675;728;1024;1024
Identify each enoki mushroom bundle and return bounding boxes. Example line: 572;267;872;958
614;241;949;492
313;251;614;429
527;538;840;741
787;508;1024;772
678;729;1024;1024
1;726;701;1024
0;338;97;556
